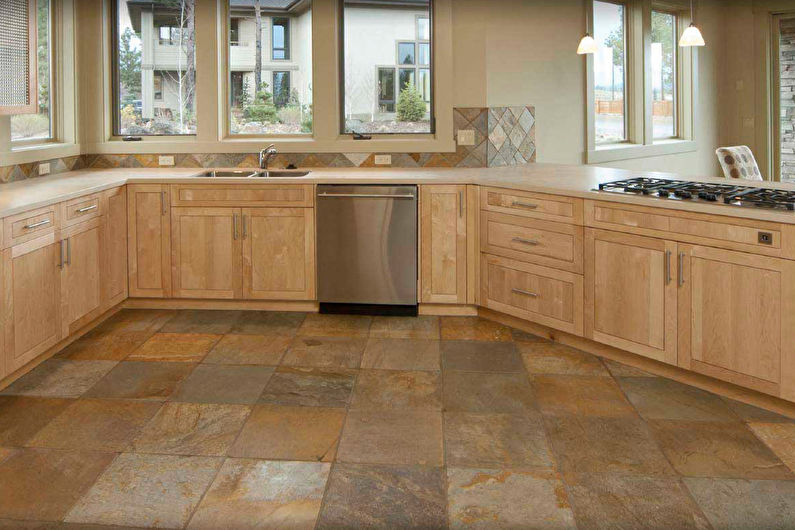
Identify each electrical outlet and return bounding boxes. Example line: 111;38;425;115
38;163;51;176
159;155;175;166
457;129;475;146
374;154;392;165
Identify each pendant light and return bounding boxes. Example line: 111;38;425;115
679;0;705;47
577;2;598;54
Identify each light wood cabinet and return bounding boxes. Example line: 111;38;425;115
61;219;104;335
128;184;171;298
171;207;243;299
585;228;678;365
243;207;315;300
421;185;467;304
103;187;128;308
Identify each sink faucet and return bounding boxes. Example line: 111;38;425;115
259;144;277;170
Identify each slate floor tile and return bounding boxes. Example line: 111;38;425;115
747;422;795;472
230;311;306;335
56;331;153;361
159;310;242;335
443;372;536;414
1;360;117;399
259;367;356;408
84;362;195;401
617;377;739;422
202;333;290;365
441;340;522;373
723;398;795;423
127;333;221;363
369;316;440;339
511;329;548;343
440;316;512;342
351;370;441;411
602;359;657;378
0;396;72;446
533;375;635;417
85;309;174;337
282;336;366;369
519;342;609;376
361;338;441;371
298;314;372;338
170;364;274;404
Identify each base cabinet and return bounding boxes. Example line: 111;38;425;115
103;187;128;307
128;184;171;298
61;220;104;335
421;185;467;304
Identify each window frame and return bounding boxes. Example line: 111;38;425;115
592;0;630;146
272;70;291;108
271;16;290;61
650;7;679;141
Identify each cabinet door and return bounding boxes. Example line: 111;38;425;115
585;229;678;364
243;208;315;300
421;185;467;304
62;220;104;335
678;244;795;398
103;186;128;308
2;235;63;373
128;184;171;298
171;207;243;299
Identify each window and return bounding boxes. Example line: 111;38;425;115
342;0;432;134
593;0;626;145
227;1;312;135
11;0;53;143
113;0;197;136
272;17;290;60
652;10;677;139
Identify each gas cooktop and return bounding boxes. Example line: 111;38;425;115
596;178;795;211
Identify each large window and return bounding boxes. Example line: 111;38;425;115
113;0;197;136
342;1;432;134
227;1;312;135
11;0;52;143
593;0;626;145
652;10;677;139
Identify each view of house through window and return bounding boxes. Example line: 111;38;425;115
11;0;52;142
343;0;432;134
652;10;677;139
593;0;626;145
114;0;197;136
779;16;795;182
228;0;312;136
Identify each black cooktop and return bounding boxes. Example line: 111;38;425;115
596;178;795;211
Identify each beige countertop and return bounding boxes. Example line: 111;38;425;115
3;163;795;224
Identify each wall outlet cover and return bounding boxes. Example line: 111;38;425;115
374;154;392;165
159;155;175;166
457;129;476;146
38;163;51;175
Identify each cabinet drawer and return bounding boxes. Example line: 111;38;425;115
171;184;314;207
480;211;583;273
62;193;102;227
480;253;583;335
482;187;583;224
3;205;59;249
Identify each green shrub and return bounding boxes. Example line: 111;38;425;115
396;83;426;122
243;83;279;123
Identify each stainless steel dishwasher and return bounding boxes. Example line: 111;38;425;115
316;184;418;315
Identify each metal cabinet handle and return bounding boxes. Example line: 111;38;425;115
66;238;72;265
58;240;65;269
233;214;239;240
24;219;50;230
665;250;672;285
512;237;539;246
511;288;539;298
317;193;416;199
512;201;538;209
459;190;464;218
161;191;167;215
242;214;247;239
678;252;685;287
76;204;98;214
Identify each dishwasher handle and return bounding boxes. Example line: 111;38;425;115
317;193;416;199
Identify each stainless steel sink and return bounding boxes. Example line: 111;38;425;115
199;170;261;178
253;170;311;178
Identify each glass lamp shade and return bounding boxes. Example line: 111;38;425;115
577;34;598;54
679;24;705;47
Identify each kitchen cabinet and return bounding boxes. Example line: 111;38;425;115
584;228;678;365
128;184;171;298
61;219;104;335
421;185;467;304
171;207;243;299
678;244;795;399
243;207;315;300
103;186;128;308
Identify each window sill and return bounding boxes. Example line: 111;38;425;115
587;140;697;164
1;142;80;167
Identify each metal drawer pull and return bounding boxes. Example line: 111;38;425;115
512;201;538;209
75;204;98;213
58;240;65;269
459;190;464;218
678;252;685;287
511;288;539;298
665;250;672;285
24;219;50;229
317;193;416;199
66;238;72;265
233;214;239;240
512;237;539;246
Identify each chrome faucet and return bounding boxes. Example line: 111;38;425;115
258;144;277;170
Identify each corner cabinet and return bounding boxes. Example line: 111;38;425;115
420;185;467;304
128;184;171;298
103;186;128;308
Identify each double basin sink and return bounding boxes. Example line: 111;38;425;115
198;169;311;178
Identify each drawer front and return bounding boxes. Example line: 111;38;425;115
481;211;583;273
62;193;103;227
171;184;314;207
3;205;59;248
482;187;583;224
480;253;583;335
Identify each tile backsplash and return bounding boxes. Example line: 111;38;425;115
0;106;535;183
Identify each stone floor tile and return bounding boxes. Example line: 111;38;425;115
159;310;242;335
519;342;609;376
684;477;795;530
444;411;553;468
0;448;114;522
617;377;739;422
511;329;548;343
441;341;522;373
130;402;250;456
369;316;440;339
337;409;443;466
230;311;306;336
84;362;195;401
56;331;153;361
64;453;222;529
361;338;441;371
84;309;174;337
351;370;441;410
202;333;290;365
297;314;372;338
440;316;512;342
648;419;794;479
0;519;69;529
0;448;14;465
533;375;635;417
564;473;711;530
0;396;73;446
544;415;675;476
259;367;356;408
282;336;366;369
602;359;657;378
229;404;345;461
170;364;274;404
447;467;576;529
1;360;117;399
443;372;536;414
26;399;161;452
126;333;221;363
316;463;446;530
188;459;331;530
747;422;795;472
722;398;795;423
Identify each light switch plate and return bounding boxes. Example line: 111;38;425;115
38;163;50;176
159;155;175;166
457;129;476;146
374;154;392;165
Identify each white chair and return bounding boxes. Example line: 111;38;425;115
715;146;763;181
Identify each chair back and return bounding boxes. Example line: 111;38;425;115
715;146;763;181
